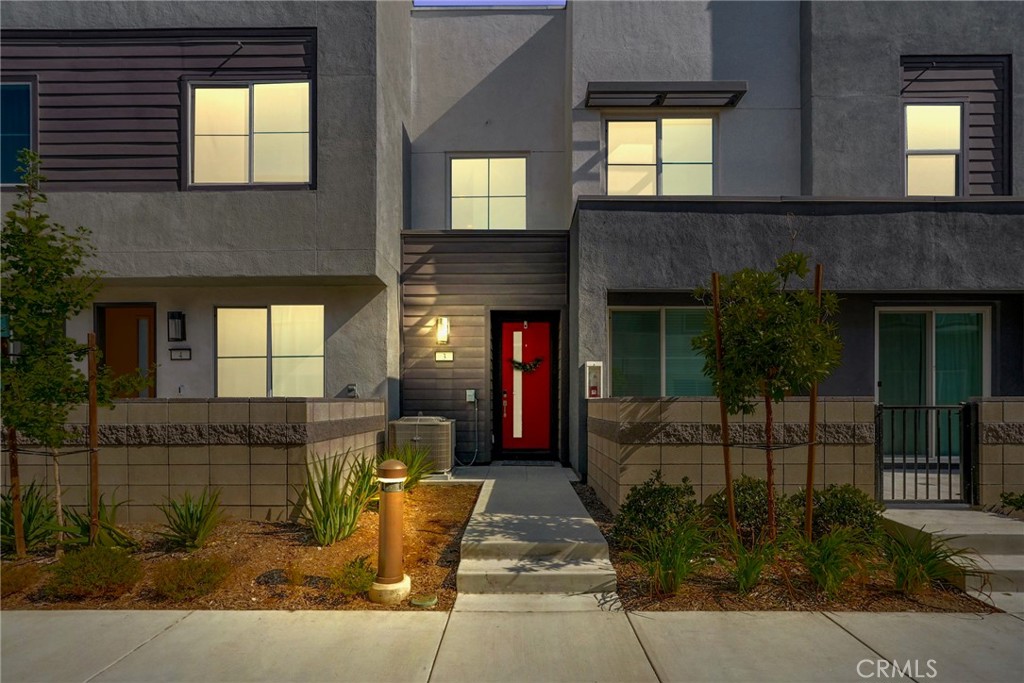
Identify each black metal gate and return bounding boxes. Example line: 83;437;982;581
875;403;979;504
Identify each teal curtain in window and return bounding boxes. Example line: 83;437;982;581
879;313;927;457
935;313;983;459
610;311;660;396
665;310;712;396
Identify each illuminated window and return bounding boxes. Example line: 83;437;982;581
607;118;713;196
1;82;33;185
191;82;311;185
216;305;324;397
905;103;962;196
451;157;526;229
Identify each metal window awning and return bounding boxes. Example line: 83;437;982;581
585;81;747;108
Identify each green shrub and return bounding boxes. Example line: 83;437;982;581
999;491;1024;511
157;488;223;550
705;475;798;544
883;528;982;595
789;484;884;539
300;454;377;546
45;545;142;599
380;443;434;491
151;555;232;601
329;555;376;597
1;482;57;555
1;563;42;597
721;531;774;595
625;522;712;595
793;527;867;597
611;471;698;546
60;494;137;549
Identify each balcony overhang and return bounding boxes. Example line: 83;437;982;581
584;81;747;108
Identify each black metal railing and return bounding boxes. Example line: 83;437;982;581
875;403;978;504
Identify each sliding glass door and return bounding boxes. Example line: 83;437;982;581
877;309;987;459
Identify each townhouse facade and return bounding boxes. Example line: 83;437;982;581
2;1;1022;515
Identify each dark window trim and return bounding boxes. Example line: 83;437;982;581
902;96;969;198
182;77;317;191
604;116;717;196
587;81;747;108
0;74;39;188
447;152;529;230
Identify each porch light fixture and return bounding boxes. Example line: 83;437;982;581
167;311;187;342
436;316;450;345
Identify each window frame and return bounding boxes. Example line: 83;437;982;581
182;78;316;191
607;306;712;397
873;305;991;405
0;75;39;188
902;98;968;197
604;115;716;196
214;305;326;398
447;153;528;230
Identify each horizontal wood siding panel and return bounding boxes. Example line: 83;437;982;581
400;233;569;461
0;29;314;191
902;56;1011;195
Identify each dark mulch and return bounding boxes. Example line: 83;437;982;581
571;481;998;613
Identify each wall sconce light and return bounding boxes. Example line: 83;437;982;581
435;316;450;345
167;311;187;342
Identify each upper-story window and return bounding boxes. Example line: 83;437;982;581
901;56;1011;196
904;103;963;196
450;156;526;229
190;81;311;186
1;82;34;185
607;118;713;196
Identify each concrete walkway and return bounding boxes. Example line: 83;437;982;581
455;464;616;594
2;607;1021;683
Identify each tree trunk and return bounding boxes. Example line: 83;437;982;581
52;449;64;559
805;264;824;541
764;394;777;541
7;427;27;557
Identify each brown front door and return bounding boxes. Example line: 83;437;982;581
98;305;156;397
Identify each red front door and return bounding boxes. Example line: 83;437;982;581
501;320;551;451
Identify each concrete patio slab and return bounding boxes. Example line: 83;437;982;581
827;612;1024;683
91;611;448;683
627;612;879;683
431;610;657;683
0;610;190;683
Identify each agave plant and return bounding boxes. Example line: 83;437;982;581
60;494;137;550
156;488;224;550
1;482;57;555
299;454;377;546
380;443;434;491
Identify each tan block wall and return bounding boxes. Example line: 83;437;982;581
587;397;875;514
977;398;1024;506
2;398;386;523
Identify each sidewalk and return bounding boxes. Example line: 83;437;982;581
2;605;1021;683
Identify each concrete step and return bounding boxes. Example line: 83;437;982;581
966;554;1024;594
461;536;609;562
884;509;1024;555
967;589;1024;616
457;558;617;595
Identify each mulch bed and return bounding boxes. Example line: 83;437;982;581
1;483;480;612
571;482;998;613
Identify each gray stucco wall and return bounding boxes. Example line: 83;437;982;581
569;198;1024;476
66;284;392;401
408;8;569;230
802;0;1024;197
0;0;385;281
570;0;802;200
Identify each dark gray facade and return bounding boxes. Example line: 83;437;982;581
1;1;1021;478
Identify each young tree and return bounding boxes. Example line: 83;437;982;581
2;150;144;556
694;252;842;540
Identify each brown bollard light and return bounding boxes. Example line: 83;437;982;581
368;459;411;604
